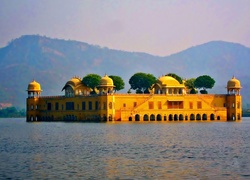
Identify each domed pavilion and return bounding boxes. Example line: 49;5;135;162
152;75;186;94
97;74;115;94
27;80;42;98
227;76;242;95
62;76;91;97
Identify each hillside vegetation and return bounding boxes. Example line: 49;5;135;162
0;35;250;108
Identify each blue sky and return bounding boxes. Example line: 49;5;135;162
1;0;250;56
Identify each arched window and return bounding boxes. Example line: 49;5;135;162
174;114;178;121
179;114;184;121
190;114;195;120
156;114;162;121
210;114;215;120
150;114;155;121
135;114;140;121
169;114;173;121
196;114;201;120
202;114;207;120
143;114;149;121
129;117;132;121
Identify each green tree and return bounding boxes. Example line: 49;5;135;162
194;75;215;94
109;75;125;92
0;107;26;117
166;73;183;84
82;74;101;94
184;78;197;94
129;72;157;93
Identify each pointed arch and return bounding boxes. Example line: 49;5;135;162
150;114;155;121
196;114;201;120
156;114;162;121
143;114;149;121
174;114;178;121
202;114;207;120
135;114;140;121
169;114;173;121
179;114;184;121
190;114;195;121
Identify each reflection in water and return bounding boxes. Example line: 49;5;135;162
0;119;250;179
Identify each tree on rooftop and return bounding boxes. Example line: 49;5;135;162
82;74;101;94
129;72;157;94
194;75;215;94
184;78;197;94
109;75;125;92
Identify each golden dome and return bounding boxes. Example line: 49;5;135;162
66;77;82;87
158;76;184;87
27;80;42;91
99;75;114;87
62;76;83;91
227;76;241;89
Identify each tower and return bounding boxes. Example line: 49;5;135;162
27;80;42;98
26;80;42;121
226;76;242;121
97;75;115;121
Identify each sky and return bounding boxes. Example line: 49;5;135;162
0;0;250;56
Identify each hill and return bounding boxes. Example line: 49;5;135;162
0;35;249;108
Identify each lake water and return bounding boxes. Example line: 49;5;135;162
0;118;250;179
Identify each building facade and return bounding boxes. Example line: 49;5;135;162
26;75;242;122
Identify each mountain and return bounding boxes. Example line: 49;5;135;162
0;35;250;108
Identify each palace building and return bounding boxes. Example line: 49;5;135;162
26;75;242;122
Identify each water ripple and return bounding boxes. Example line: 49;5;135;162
0;118;250;179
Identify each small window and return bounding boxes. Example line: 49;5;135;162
55;102;59;110
197;101;202;109
148;102;154;109
66;102;74;110
134;102;137;107
158;101;162;109
123;103;126;108
189;102;193;109
89;101;92;110
47;103;52;111
95;101;98;110
82;102;86;110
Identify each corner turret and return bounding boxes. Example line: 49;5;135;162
27;80;42;98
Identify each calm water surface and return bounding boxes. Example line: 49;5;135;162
0;118;250;179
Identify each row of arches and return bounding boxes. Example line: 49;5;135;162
129;113;220;121
27;115;114;122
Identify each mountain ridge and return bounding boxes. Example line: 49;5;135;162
0;35;249;108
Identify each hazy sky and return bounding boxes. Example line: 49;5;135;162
1;0;250;56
